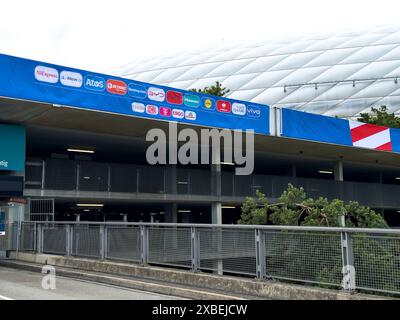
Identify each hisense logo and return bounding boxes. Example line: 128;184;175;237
0;160;9;168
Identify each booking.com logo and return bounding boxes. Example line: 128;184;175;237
145;123;254;175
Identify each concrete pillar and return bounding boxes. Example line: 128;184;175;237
76;214;80;222
123;214;128;222
212;203;222;224
334;161;343;181
211;146;222;224
165;203;178;223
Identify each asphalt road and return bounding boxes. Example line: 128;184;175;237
0;266;183;300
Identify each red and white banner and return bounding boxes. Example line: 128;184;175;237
349;121;392;151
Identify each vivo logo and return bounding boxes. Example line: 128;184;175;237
132;102;145;113
60;71;83;88
84;75;105;91
246;105;261;118
148;87;165;102
172;109;184;119
185;111;197;120
232;103;246;116
35;66;59;83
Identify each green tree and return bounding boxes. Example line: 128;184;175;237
357;106;400;128
189;81;230;97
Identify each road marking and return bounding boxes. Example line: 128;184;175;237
0;294;14;300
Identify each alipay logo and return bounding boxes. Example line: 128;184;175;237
84;75;105;91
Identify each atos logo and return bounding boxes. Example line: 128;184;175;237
217;100;231;113
246;105;261;118
84;75;105;91
146;104;159;115
131;102;145;113
185;111;197;121
35;66;59;83
148;87;165;102
232;103;246;116
172;109;184;119
166;90;183;105
107;79;127;95
160;107;172;117
128;84;147;99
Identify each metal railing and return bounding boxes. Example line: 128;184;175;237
3;221;400;296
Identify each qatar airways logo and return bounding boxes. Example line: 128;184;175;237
35;66;59;83
60;71;83;88
148;87;165;102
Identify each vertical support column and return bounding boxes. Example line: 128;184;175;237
191;227;200;272
339;215;355;291
255;229;266;279
140;225;149;265
66;224;72;256
76;214;80;222
211;146;222;225
123;214;128;222
99;225;106;260
37;223;43;253
165;203;178;223
334;160;343;181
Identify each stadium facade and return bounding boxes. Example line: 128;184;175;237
1;26;400;227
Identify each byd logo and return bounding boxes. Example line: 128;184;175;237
148;87;165;102
107;79;127;95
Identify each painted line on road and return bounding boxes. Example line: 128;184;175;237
0;294;14;300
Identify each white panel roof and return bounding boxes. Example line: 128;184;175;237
114;25;400;118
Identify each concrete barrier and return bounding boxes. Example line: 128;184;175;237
5;252;390;300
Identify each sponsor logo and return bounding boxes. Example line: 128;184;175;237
60;71;83;88
107;79;127;95
34;65;59;83
146;104;159;115
84;75;105;91
202;97;215;110
172;109;184;119
217;100;231;113
184;94;200;108
148;87;165;102
247;105;261;118
166;90;183;105
160;107;172;117
128;84;147;99
131;102;145;113
185;110;197;121
232;103;246;116
0;160;9;168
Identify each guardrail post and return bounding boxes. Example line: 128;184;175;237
140;225;148;265
66;224;72;256
341;231;356;292
99;225;106;260
37;223;43;253
255;229;266;279
191;227;200;272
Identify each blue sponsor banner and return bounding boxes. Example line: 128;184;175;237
0;54;270;135
390;128;400;152
281;108;352;146
0;124;26;171
0;211;4;236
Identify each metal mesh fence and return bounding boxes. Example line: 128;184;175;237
20;222;36;251
72;225;101;258
106;226;141;262
42;224;67;255
264;230;343;286
352;233;400;294
199;228;256;276
148;227;191;268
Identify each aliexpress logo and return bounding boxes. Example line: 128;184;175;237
217;100;231;113
106;79;127;95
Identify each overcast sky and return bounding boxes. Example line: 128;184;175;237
0;0;399;74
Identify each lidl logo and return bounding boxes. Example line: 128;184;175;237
128;84;147;99
217;100;231;113
247;105;261;118
84;75;105;91
160;107;172;117
107;79;127;95
184;94;200;108
148;87;165;102
232;103;246;116
166;91;183;105
146;104;159;115
202;97;215;110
